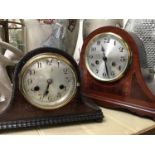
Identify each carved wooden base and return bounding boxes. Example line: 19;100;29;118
0;96;103;131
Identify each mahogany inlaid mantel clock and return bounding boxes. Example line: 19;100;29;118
80;26;155;120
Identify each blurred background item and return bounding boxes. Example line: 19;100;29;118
0;19;25;114
125;19;155;95
24;19;79;56
83;19;123;39
0;19;25;62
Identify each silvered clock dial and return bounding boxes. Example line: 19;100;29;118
19;52;78;110
85;32;132;82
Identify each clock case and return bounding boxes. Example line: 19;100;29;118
0;47;103;131
79;26;155;120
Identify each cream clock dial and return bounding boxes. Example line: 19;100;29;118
19;53;78;110
85;32;132;82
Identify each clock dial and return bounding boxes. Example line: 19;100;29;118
19;53;78;109
85;32;132;82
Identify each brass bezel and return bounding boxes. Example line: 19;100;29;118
19;52;78;110
85;32;132;82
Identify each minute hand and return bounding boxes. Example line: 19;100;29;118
101;46;109;77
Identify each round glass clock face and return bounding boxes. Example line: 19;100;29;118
19;53;78;110
85;32;132;82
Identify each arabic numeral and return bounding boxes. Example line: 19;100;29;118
91;47;96;52
63;68;70;74
120;56;126;62
111;71;115;76
28;70;35;75
91;63;95;67
48;96;53;101
114;40;116;46
37;62;42;68
104;37;110;43
57;92;62;98
88;55;93;59
46;59;52;65
119;47;124;52
103;72;107;77
27;79;32;85
38;94;42;100
118;65;122;71
65;76;72;83
57;61;60;68
97;40;100;45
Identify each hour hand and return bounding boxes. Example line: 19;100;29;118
101;46;105;52
101;46;109;77
104;62;109;78
101;46;106;58
43;79;53;97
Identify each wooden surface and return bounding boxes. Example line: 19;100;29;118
3;107;155;135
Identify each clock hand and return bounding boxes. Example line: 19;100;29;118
43;79;53;98
104;61;109;77
101;46;106;58
101;46;109;77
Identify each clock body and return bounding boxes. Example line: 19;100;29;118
80;26;155;120
0;47;103;131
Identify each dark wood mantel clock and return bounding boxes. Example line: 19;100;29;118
79;26;155;120
0;47;103;131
